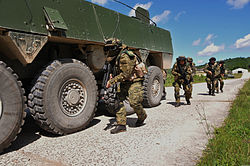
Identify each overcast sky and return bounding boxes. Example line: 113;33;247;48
87;0;250;65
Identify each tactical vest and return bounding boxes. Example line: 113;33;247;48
206;63;220;78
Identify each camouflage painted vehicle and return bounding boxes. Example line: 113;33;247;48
0;0;173;152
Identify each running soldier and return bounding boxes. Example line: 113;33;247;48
216;60;225;93
187;57;196;97
104;38;147;134
172;56;192;107
203;57;220;96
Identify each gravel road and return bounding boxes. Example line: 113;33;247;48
1;72;249;166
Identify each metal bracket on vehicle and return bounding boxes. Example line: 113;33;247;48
8;31;48;64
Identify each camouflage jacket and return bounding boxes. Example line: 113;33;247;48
188;62;196;75
220;65;225;74
203;62;220;78
109;49;142;86
172;63;192;82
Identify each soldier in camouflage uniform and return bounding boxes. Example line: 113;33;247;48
216;60;225;93
187;57;196;98
104;38;147;134
203;57;220;96
172;56;192;107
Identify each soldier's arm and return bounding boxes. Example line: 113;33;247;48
222;65;226;74
171;64;179;76
192;63;197;74
215;64;221;77
109;53;134;85
186;66;192;75
203;64;209;73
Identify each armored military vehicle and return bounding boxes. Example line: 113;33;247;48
0;0;173;152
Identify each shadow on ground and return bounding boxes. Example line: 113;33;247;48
103;117;142;131
167;102;186;106
197;93;211;96
1;112;41;155
1;109;101;155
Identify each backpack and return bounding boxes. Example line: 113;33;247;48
123;50;148;78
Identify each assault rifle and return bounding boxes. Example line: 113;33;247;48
209;67;215;81
178;64;191;89
100;62;112;97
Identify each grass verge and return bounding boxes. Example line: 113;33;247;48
197;79;250;165
233;73;243;79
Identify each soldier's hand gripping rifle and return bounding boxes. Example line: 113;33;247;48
178;65;191;89
182;72;191;89
210;68;215;82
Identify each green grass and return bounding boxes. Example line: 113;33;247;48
197;79;250;166
165;74;174;87
224;73;243;80
233;73;243;79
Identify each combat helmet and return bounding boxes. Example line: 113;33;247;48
104;38;123;52
177;56;186;62
209;57;216;62
187;57;193;62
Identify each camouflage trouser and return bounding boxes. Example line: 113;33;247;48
190;82;193;97
206;77;218;94
216;77;224;91
173;80;191;103
116;81;147;126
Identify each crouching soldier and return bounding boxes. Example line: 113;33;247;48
204;57;220;96
105;38;147;134
172;56;192;107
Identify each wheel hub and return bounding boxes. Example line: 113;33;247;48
60;80;87;117
0;97;2;119
66;90;81;105
151;79;161;97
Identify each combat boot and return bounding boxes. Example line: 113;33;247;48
135;114;147;127
110;125;126;134
175;102;181;107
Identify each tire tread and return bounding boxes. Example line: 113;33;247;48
28;59;98;135
0;61;26;153
142;66;163;108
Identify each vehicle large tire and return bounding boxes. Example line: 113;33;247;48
103;86;134;116
28;59;98;135
0;61;26;152
143;66;164;107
